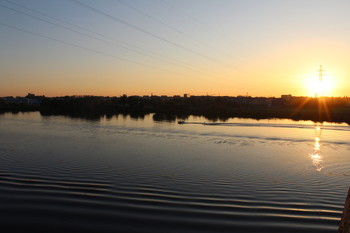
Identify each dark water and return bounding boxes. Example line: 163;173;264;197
0;112;349;232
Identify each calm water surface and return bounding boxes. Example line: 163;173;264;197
0;112;349;232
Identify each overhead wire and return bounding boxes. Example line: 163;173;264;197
0;3;165;62
158;0;272;76
117;0;253;70
0;21;167;72
1;1;243;86
2;0;207;74
70;0;235;69
158;0;258;56
0;20;239;92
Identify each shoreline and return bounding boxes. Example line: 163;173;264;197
2;95;350;124
2;107;350;125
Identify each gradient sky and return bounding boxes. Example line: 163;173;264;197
1;0;349;97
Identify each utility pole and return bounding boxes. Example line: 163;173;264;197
316;65;325;97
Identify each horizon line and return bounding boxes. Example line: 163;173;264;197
2;94;349;98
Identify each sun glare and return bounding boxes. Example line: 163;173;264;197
308;77;333;97
305;66;335;97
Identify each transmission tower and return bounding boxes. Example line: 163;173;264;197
316;65;325;97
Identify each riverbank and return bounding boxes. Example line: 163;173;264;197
2;96;350;124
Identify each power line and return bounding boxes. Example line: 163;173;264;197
0;21;147;67
117;0;186;37
3;0;188;68
1;1;239;84
116;0;243;64
1;21;247;94
158;0;255;54
70;0;233;68
0;3;160;61
158;0;271;76
0;21;207;82
114;0;256;80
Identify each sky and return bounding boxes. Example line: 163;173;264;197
1;0;350;97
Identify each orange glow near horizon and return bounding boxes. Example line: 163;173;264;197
301;65;340;97
1;1;350;98
306;73;335;97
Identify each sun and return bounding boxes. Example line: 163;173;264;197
309;77;332;97
306;66;334;97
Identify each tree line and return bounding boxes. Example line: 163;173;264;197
1;95;350;124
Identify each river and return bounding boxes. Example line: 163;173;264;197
0;112;349;232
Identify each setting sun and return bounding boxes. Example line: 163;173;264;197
305;66;335;97
309;76;333;97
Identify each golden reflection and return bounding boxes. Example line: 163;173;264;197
309;124;323;171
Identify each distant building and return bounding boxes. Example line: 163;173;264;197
26;93;35;98
25;93;45;99
281;94;292;100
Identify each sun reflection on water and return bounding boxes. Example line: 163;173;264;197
309;124;323;171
